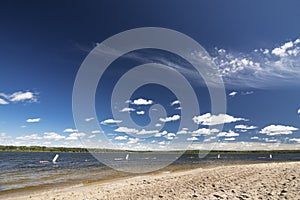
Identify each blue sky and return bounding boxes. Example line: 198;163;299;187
1;1;300;150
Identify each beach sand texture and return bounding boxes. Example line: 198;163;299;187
2;162;300;200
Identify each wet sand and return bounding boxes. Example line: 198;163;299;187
2;162;300;200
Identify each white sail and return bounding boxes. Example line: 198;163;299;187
52;154;59;163
125;154;129;160
269;154;272;159
217;154;220;159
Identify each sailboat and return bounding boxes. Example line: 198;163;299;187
52;154;59;164
269;154;272;159
217;154;221;159
125;154;129;161
39;154;59;164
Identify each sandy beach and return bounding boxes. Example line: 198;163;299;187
2;161;300;200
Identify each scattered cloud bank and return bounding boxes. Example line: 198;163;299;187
259;125;299;136
193;113;247;126
26;118;41;123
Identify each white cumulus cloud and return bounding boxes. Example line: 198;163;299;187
85;117;94;122
159;114;180;122
217;130;239;137
271;41;294;57
100;119;122;125
289;138;300;143
91;130;102;134
229;91;237;97
235;124;258;130
191;128;219;136
128;138;139;144
63;128;78;133
171;100;181;106
9;91;37;102
187;136;198;141
131;98;153;105
115;135;128;140
224;137;236;141
26;118;41;123
43;132;65;140
16;134;42;140
136;110;145;115
114;127;138;134
259;125;298;136
193;113;247;126
120;107;135;113
66;132;86;140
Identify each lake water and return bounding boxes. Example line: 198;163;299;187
1;152;300;193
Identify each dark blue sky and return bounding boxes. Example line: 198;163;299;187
0;1;300;150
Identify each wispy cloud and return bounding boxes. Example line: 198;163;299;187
79;37;300;88
213;37;300;87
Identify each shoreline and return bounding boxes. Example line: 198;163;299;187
2;161;300;200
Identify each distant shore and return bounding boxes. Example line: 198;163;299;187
1;145;300;154
2;161;299;200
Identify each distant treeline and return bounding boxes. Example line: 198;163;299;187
0;145;89;152
1;145;300;154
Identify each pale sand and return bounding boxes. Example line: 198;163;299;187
2;162;300;200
